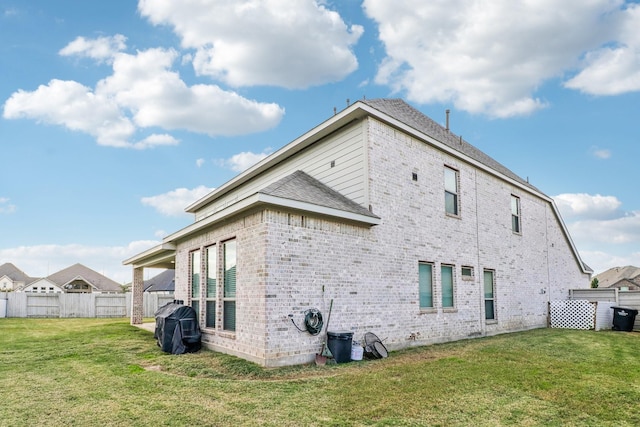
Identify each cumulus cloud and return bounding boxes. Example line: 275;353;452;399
554;193;623;220
0;241;163;284
225;150;272;172
0;197;16;214
59;34;127;63
568;213;640;246
138;0;363;88
141;185;214;216
565;4;640;95
3;37;285;148
363;0;636;117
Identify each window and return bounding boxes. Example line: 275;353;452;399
484;269;496;320
511;195;521;233
418;262;433;309
205;245;217;329
223;240;237;331
441;265;454;308
444;167;459;215
190;250;201;316
461;266;474;280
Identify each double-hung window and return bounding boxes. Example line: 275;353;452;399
223;240;237;332
190;250;201;316
484;269;496;320
511;195;521;233
205;245;217;329
441;264;455;308
444;167;459;216
419;262;433;309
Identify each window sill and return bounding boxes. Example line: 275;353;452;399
419;308;437;314
443;308;458;313
445;213;461;219
485;320;498;325
218;331;236;340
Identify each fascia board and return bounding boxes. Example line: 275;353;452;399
122;243;176;267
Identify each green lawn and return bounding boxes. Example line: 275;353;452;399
0;318;638;426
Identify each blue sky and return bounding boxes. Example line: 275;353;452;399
2;0;640;284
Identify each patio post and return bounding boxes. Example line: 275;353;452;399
130;267;144;325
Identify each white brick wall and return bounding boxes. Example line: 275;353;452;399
174;117;590;367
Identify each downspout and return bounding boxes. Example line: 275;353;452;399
474;169;485;335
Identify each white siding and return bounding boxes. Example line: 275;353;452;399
195;120;367;221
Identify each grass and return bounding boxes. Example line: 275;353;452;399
0;319;639;426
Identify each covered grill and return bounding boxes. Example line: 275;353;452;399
154;300;202;354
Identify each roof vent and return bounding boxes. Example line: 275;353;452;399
445;109;450;132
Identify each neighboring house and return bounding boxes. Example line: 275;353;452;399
43;263;123;294
125;98;592;367
595;266;640;291
0;263;35;292
144;269;175;294
21;277;64;294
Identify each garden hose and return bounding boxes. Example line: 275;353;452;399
290;308;324;335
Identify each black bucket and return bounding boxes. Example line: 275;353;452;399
327;331;353;363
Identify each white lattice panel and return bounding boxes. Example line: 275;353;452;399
550;300;596;330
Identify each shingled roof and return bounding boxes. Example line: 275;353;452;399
361;98;540;192
144;269;175;292
258;170;379;220
0;262;36;284
47;263;122;292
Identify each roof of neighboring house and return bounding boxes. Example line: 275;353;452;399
258;170;380;220
144;269;175;292
595;265;640;288
47;263;122;292
0;262;36;284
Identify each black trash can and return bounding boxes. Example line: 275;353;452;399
327;331;353;363
611;306;639;332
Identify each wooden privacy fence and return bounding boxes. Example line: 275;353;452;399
0;292;174;319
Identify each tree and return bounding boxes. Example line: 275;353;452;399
591;277;599;288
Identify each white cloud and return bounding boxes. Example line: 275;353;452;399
363;0;633;117
590;146;612;159
225;150;272;172
0;197;16;214
3;39;285;148
59;34;127;63
141;185;214;216
565;4;640;95
554;193;623;220
0;241;163;284
138;0;363;88
196;158;205;168
3;79;138;148
567;213;640;245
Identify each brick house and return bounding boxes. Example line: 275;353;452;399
124;98;592;367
